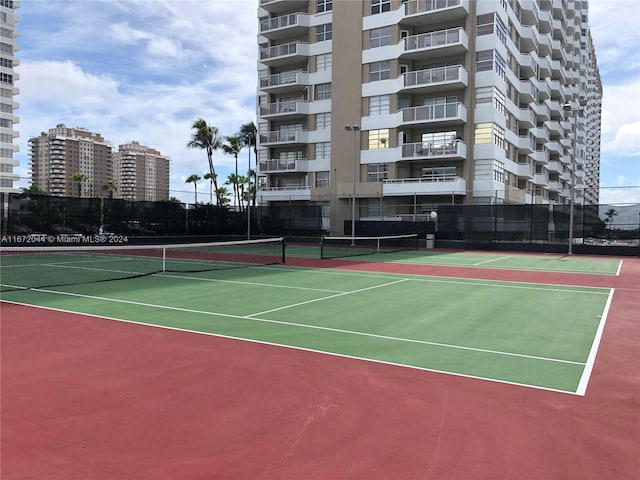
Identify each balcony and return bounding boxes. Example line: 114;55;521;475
518;106;535;128
259;158;309;173
257;185;311;202
533;172;549;186
259;42;309;67
401;27;468;61
402;0;470;26
400;65;468;94
260;71;309;93
259;12;309;40
401;102;467;126
259;0;308;14
383;175;466;196
400;140;466;160
259;100;309;119
259;130;309;146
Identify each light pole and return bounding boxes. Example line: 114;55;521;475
344;125;360;245
246;132;253;240
563;102;578;255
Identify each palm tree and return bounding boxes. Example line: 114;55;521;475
71;172;88;197
102;179;118;199
225;173;244;213
185;174;201;204
222;135;243;208
187;118;222;204
216;186;231;206
603;208;618;237
238;122;258;207
203;172;216;204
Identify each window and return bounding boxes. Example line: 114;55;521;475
368;95;390;115
475;123;493;144
493;160;505;183
316;112;331;130
368;129;389;149
314;83;331;100
315;171;330;187
316;142;331;159
317;0;332;13
316;53;332;71
316;24;332;42
370;0;391;14
421;131;457;150
476;50;505;78
369;60;390;82
367;164;388;182
369;27;391;48
422;166;456;180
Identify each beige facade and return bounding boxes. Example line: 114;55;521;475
112;142;170;201
256;0;601;234
0;0;19;193
29;124;112;197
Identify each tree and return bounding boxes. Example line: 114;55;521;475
21;184;47;195
71;172;88;197
185;174;201;204
187;118;223;204
238;122;258;208
603;208;618;237
102;179;118;199
215;186;231;206
203;172;216;204
222;135;243;208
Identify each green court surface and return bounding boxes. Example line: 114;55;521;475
287;244;623;275
2;265;613;395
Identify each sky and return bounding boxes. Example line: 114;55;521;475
13;0;640;204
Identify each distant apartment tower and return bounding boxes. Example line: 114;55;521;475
112;141;170;201
256;0;602;234
29;124;112;197
0;0;19;193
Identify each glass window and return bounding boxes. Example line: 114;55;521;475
316;53;332;71
315;171;330;187
316;24;332;42
367;164;388;182
314;83;331;100
316;112;331;130
369;95;390;115
369;60;390;82
493;160;505;183
370;0;391;14
316;142;331;159
368;129;390;149
475;123;493;144
369;27;391;48
317;0;332;13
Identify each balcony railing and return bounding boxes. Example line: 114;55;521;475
259;158;307;173
401;141;465;158
404;0;461;16
401;102;466;123
260;42;307;61
259;100;307;117
383;175;466;195
259;130;308;144
260;12;305;33
404;27;462;52
260;71;308;90
403;65;465;88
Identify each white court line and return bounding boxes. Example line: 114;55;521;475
248;278;409;317
615;260;623;276
1;299;583;396
257;265;611;295
576;288;615;396
473;255;512;266
4;286;584;367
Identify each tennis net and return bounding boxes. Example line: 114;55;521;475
0;237;285;292
320;234;419;260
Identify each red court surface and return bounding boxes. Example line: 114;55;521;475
2;257;639;479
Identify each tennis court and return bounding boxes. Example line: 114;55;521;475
2;238;638;480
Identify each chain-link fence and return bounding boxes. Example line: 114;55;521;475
2;193;638;254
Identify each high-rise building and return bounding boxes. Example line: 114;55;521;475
112;141;170;201
256;0;601;234
29;124;113;197
0;0;19;193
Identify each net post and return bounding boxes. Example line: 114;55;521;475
281;238;286;264
162;246;167;272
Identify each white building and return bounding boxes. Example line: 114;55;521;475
256;0;601;234
0;0;19;193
